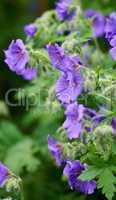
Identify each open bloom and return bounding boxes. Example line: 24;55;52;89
47;44;65;71
0;162;9;187
63;102;85;139
47;44;83;72
63;160;96;194
24;24;37;38
56;72;82;104
63;104;106;139
56;0;76;21
47;44;83;104
85;9;105;37
5;39;29;73
48;136;64;166
4;39;37;80
105;12;116;42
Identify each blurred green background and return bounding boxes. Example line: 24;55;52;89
0;0;51;102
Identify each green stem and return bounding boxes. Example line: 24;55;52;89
20;182;24;200
93;36;102;64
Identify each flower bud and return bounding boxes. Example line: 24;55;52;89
93;125;113;157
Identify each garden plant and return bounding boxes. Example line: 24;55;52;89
0;0;116;200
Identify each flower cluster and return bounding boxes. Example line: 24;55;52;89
47;43;101;194
47;1;116;197
48;135;97;194
4;39;37;80
3;0;116;198
84;10;116;61
55;0;116;63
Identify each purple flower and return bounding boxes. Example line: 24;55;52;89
47;44;83;104
0;162;9;187
85;9;105;37
63;160;96;194
63;104;106;139
104;13;116;60
4;39;29;73
63;102;85;139
110;47;116;61
47;44;83;72
111;117;116;136
56;72;82;104
4;39;37;80
47;44;65;71
56;0;76;21
48;136;64;166
24;24;37;38
110;35;116;47
105;12;116;42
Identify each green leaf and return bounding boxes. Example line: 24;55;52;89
0;121;22;160
79;166;102;181
112;142;116;155
97;168;116;200
5;139;40;174
79;163;116;200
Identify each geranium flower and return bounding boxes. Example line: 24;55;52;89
105;12;116;42
63;102;85;139
4;39;37;80
47;44;83;104
63;160;96;194
85;9;105;37
56;0;76;21
48;136;64;166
